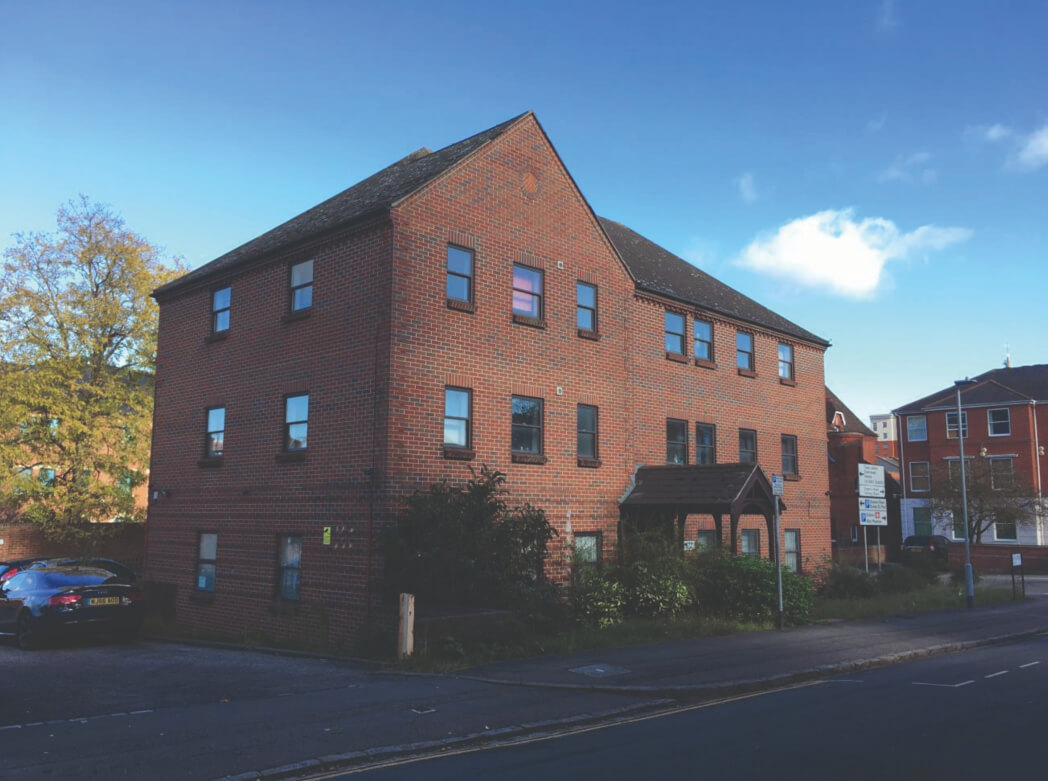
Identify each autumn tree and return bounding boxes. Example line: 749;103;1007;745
928;457;1040;544
0;197;185;547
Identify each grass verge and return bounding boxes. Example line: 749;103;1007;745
811;584;1016;621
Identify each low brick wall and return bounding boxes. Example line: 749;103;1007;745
948;543;1048;574
0;522;145;573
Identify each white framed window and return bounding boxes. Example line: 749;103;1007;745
945;410;968;440
740;529;760;557
994;521;1018;542
990;456;1015;490
988;408;1011;437
909;461;930;492
906;415;927;442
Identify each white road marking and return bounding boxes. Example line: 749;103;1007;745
985;671;1009;679
912;680;974;688
1020;662;1040;669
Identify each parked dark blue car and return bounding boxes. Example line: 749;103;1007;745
0;564;145;650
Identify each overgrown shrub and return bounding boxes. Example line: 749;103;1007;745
382;466;558;610
624;561;694;618
687;550;812;625
818;564;878;599
574;573;626;628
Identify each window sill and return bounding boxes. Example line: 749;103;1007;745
443;446;475;461
204;332;229;344
197;457;223;468
784;473;801;481
275;450;308;463
779;377;797;387
577;329;600;341
281;309;312;324
447;298;475;314
666;351;688;364
737;368;757;378
577;457;602;468
189;591;215;605
512;313;546;329
512;452;548;465
693;358;717;370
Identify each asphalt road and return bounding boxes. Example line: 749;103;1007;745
346;634;1048;781
0;638;658;781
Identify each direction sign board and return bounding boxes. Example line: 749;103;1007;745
771;474;784;496
858;496;888;525
858;463;885;498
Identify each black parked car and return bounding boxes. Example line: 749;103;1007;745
901;535;951;567
1;557;137;585
0;564;145;649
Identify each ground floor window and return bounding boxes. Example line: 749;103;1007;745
196;533;217;592
696;530;718;549
741;529;760;557
277;534;303;601
995;521;1018;541
784;529;800;573
912;506;932;536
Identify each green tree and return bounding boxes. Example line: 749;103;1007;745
928;457;1040;544
0;197;185;546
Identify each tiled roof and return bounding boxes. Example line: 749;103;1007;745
598;217;829;347
893;364;1048;414
621;463;773;509
826;387;876;437
154;113;529;299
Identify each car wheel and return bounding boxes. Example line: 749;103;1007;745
17;613;39;651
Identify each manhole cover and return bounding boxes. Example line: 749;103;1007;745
568;664;630;678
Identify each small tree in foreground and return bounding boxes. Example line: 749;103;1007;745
928;459;1040;544
383;466;558;609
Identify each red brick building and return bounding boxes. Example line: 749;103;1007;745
145;113;832;645
894;364;1048;545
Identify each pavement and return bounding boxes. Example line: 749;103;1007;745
215;582;1048;780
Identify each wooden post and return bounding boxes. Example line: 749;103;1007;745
397;593;415;661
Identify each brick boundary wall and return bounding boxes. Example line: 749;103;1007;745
947;543;1048;575
0;522;146;573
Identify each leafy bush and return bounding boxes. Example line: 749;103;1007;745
622;561;693;618
574;573;626;628
818;564;878;599
382;466;558;610
687;551;812;625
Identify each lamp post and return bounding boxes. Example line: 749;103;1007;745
955;378;977;609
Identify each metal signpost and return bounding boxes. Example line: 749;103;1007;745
858;463;886;573
771;474;784;630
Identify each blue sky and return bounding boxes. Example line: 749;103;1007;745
2;0;1045;424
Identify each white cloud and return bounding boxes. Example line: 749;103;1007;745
965;123;1012;142
735;209;972;298
1015;124;1048;171
876;0;899;31
737;172;757;203
876;151;935;184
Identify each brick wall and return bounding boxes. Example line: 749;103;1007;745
0;522;145;571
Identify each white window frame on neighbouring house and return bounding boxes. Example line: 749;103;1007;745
987;408;1011;437
906;415;927;442
946;410;968;440
909;461;930;492
994;520;1018;542
989;456;1015;490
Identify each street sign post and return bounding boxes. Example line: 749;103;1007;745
858;463;885;497
857;497;888;525
771;474;784;630
857;463;886;573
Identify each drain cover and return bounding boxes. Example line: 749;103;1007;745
568;664;630;678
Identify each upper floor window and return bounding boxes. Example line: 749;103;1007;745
576;282;597;333
990;457;1015;490
666;419;688;464
444;387;471;449
778;343;794;381
693;319;713;362
906;415;927;442
284;394;309;451
577;404;599;460
212;287;231;332
781;434;798;475
290;260;313;312
665;312;685;355
946;410;968;440
277;534;302;601
696;423;716;464
511;396;543;455
446;245;473;304
197;533;217;592
512;264;543;319
988;408;1011;437
737;332;754;371
206;407;225;457
947;457;973;484
909;461;930;492
739;428;757;464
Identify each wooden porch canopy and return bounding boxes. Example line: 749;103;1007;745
619;464;784;559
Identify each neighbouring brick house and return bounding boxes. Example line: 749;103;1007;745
145;113;832;645
894;364;1048;545
826;388;901;565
